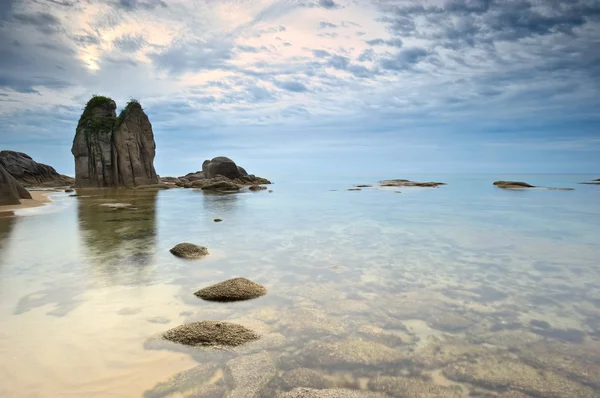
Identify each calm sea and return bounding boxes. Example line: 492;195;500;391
0;174;599;397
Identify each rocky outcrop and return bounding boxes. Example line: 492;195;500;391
579;178;600;185
71;96;158;188
0;164;32;205
494;181;574;190
162;321;259;347
161;157;271;192
194;277;267;302
380;179;446;188
0;151;74;187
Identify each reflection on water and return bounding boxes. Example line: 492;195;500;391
0;176;599;397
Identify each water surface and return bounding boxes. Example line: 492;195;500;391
1;175;599;397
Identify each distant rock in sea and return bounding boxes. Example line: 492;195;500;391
0;151;74;187
71;96;158;188
493;181;574;190
380;179;446;188
579;178;600;185
162;156;271;192
0;164;32;205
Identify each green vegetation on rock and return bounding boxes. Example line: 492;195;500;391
116;99;142;128
77;95;117;138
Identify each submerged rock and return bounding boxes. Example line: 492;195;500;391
0;150;74;187
162;321;259;347
301;339;410;368
194;277;267;302
279;388;387;398
380;179;445;188
145;362;221;398
71;96;158;188
444;355;596;398
368;376;463;398
201;180;241;192
493;181;573;190
170;243;209;259
0;164;32;205
226;351;276;398
280;368;337;390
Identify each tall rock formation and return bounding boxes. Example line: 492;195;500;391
71;96;158;188
0;164;32;205
0;151;74;187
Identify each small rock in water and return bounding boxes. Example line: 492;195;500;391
147;316;171;324
195;277;267;302
162;320;259;347
65;188;74;193
214;218;222;222
170;243;209;259
268;190;273;193
347;188;361;191
249;185;267;191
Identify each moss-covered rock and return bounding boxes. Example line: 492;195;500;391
170;242;209;259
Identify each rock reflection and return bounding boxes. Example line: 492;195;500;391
77;189;158;283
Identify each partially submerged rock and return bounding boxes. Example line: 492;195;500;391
0;150;74;187
170;243;209;259
249;185;267;191
162;321;259;347
493;181;574;190
145;363;221;398
380;179;445;188
0;164;32;205
201;180;240;192
301;339;410;368
579;178;600;185
280;368;337;390
194;277;267;302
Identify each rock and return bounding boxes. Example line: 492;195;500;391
65;188;74;193
301;339;410;368
226;351;276;398
0;164;32;205
0;150;74;187
443;355;596;398
268;190;273;193
170;243;209;259
355;185;372;188
368;376;463;398
145;363;220;398
493;181;573;190
347;188;361;191
380;179;445;188
195;277;267;302
280;369;337;390
279;388;387;398
202;157;242;180
249;185;267;191
201;180;241;191
214;218;223;222
162;321;259;347
71;96;158;188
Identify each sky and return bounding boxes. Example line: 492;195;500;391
0;0;599;178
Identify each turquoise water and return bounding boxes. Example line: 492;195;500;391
0;175;599;397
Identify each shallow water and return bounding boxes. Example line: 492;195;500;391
0;175;599;397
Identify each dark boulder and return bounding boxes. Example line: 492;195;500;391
0;150;74;187
380;180;446;188
1;164;32;205
202;157;241;180
170;243;209;259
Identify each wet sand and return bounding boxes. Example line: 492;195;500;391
0;190;52;215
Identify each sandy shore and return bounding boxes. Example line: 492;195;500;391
0;191;52;215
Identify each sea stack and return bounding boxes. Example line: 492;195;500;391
71;96;158;188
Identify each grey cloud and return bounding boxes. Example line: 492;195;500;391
12;12;61;34
113;33;146;52
379;47;429;71
356;31;366;36
283;42;292;46
365;38;403;47
366;38;385;46
319;21;337;29
328;55;349;69
0;75;73;93
319;0;337;9
44;0;75;6
116;0;167;11
347;64;375;78
148;39;233;74
312;49;331;58
73;34;101;46
276;81;308;92
318;32;338;38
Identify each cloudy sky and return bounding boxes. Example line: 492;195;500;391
0;0;599;178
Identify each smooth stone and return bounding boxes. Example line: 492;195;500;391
214;218;223;222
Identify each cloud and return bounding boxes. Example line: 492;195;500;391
12;12;61;34
115;0;167;11
319;21;337;29
312;49;331;58
113;33;146;52
276;81;308;92
318;0;337;10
